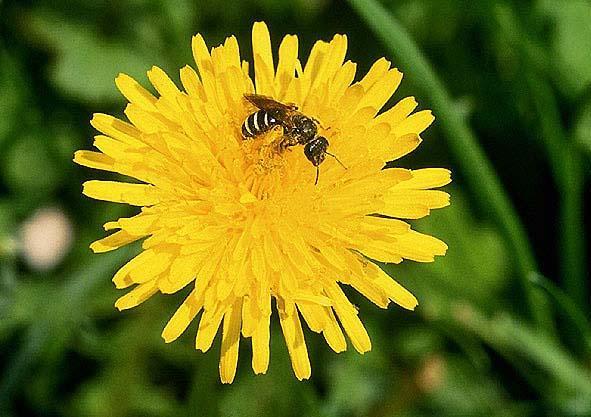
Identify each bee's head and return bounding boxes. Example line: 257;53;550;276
293;115;317;142
304;136;329;166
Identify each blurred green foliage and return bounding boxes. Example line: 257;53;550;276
1;0;590;416
539;0;591;98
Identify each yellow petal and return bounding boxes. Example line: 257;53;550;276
321;307;347;353
115;213;159;235
278;300;312;380
111;249;170;288
195;304;225;352
82;181;161;206
250;243;267;279
293;292;333;307
365;263;418;310
325;283;371;353
90;113;142;146
73;150;115;172
191;33;217;103
180;65;204;98
309;34;347;95
346;273;390;309
328;60;357;106
115;73;157;110
159;254;199;294
275;34;299;98
297;302;324;333
219;299;242;384
115;281;158;311
124;104;169;134
387;133;422;162
162;289;204;343
393;110;435;136
381;190;450;219
222;35;241;70
128;250;172;284
394;230;448;262
90;230;141;253
92;135;135;160
357;58;391;91
319;246;348;272
298;40;328;101
396;168;452;189
374;96;418;127
252;22;275;96
251;295;271;374
356;68;402;113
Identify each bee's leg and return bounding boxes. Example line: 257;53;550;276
269;124;283;138
276;133;298;153
276;137;291;153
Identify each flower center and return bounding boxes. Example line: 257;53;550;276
241;127;290;199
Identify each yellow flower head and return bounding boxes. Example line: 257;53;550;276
74;22;450;383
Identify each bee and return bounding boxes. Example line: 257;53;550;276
242;94;345;184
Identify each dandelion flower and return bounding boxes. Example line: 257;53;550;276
74;22;450;383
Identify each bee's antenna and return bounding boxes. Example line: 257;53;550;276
325;151;347;170
315;166;320;186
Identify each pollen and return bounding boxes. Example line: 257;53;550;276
243;131;284;173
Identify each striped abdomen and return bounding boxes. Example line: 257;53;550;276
241;110;279;139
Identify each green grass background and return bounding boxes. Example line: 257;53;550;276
1;0;590;416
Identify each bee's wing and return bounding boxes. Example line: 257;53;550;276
244;94;297;111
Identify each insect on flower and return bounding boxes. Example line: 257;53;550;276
74;22;451;383
241;94;346;184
